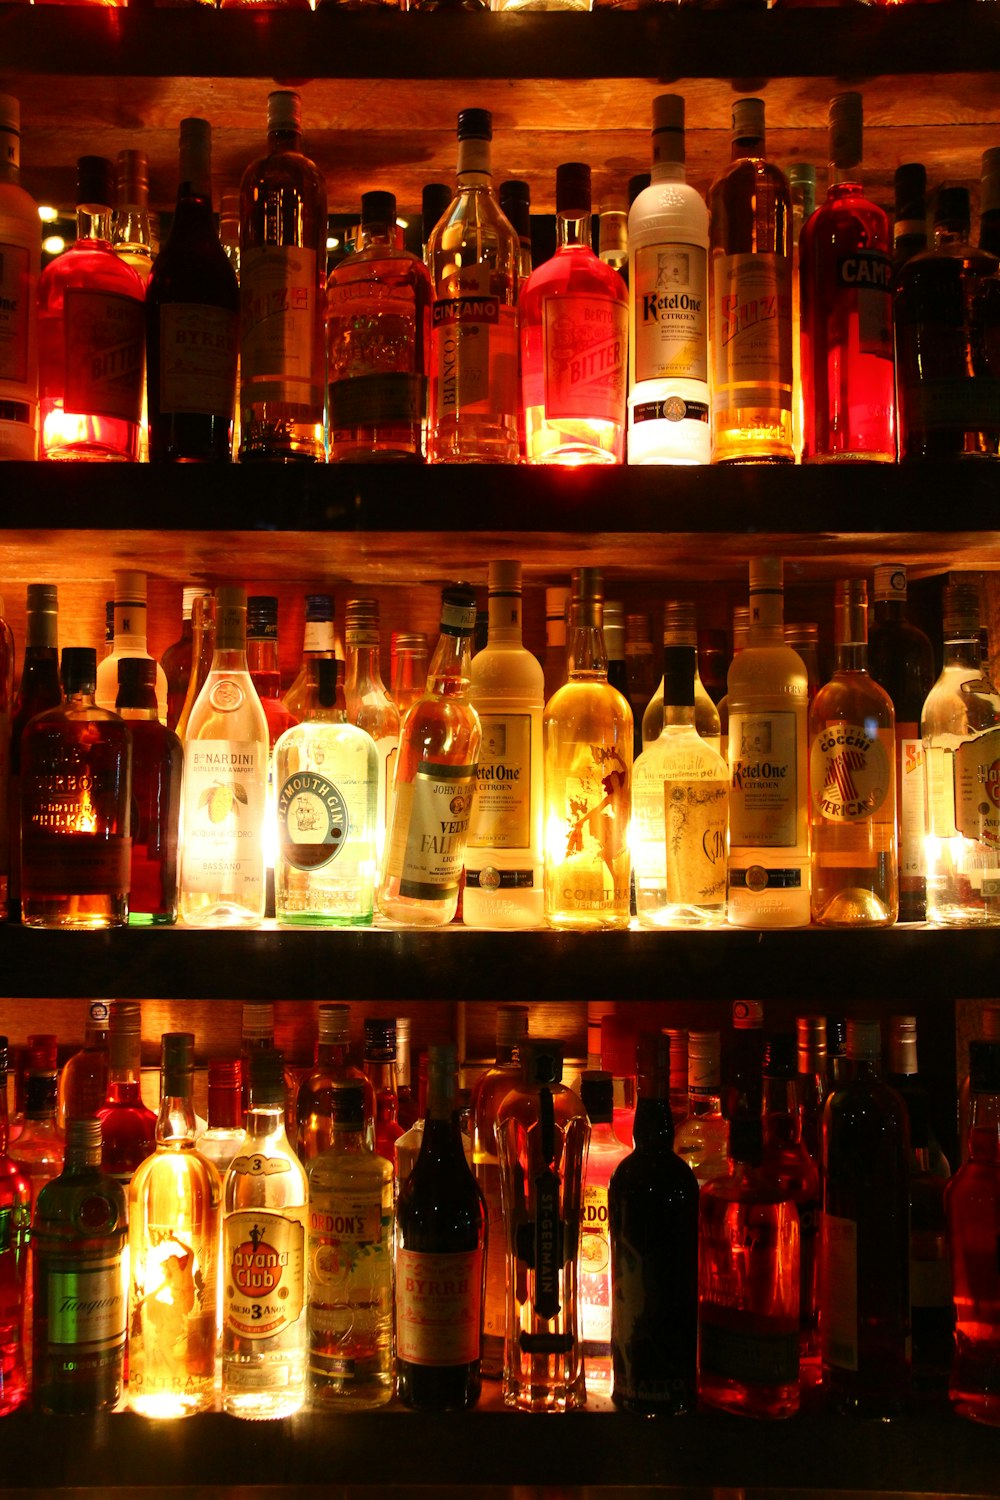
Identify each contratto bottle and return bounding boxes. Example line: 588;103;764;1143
0;1038;30;1414
947;1038;1000;1425
0;93;39;460
116;657;183;926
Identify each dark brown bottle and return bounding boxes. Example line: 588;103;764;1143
116;657;182;925
9;584;61;913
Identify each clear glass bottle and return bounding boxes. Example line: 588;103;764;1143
426;109;520;464
947;1038;1000;1424
787;160;817;463
283;593;336;722
578;1069;629;1398
247;594;298;874
379;584;482;926
57;1000;110;1131
641;606;721;754
0;1038;30;1415
632;602;729;928
726;557;811;929
543;567;632;930
296;1002;376;1163
112;148;156;283
922;575;1000;926
496;1039;589;1412
128;1032;221;1418
809;577;898;926
222;1049;308;1420
520;161;627;465
306;1080;394;1409
466;559;545;929
179;586;269;929
624;613;655;762
98;1000;157;1191
542;585;569;705
363;1017;404;1173
343;597;400;875
96;569;170;723
674;1030;729;1187
11;1052;64;1209
199;1059;246;1176
390;630;429;717
175;592;216;743
627;93;710;466
761;1032;821;1373
0;93;39;460
117;657;183;926
161;587;204;732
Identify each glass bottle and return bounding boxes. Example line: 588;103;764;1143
624;614;655;761
960;1005;1000;1166
98;1000;156;1190
707;97;794;464
603;600;628;701
821;1018;911;1415
981;146;1000;258
161;587;205;732
222;1049;309;1420
306;1080;394;1409
641;606;721;755
520;160;627;465
543;567;632;930
296;1002;376;1163
787;160;816;463
761;1032;821;1374
496;1038;589;1412
608;1033;699;1415
947;1038;1000;1424
600;1014;637;1150
726;557;810;928
499;178;533;287
20;646;131;931
578;1069;629;1398
674;1030;729;1187
363;1017;404;1172
116;657;183;926
247;594;298;877
0;93;39;460
179;586;269;929
892;161;928;274
96;568;170;723
390;630;429;717
9;583;61;914
378;584;481;925
239;90;327;462
0;1039;29;1414
466;559;545;929
795;1013;829;1176
542;585;569;705
31;1117;128;1416
396;1017;418;1133
11;1051;64;1209
663;1025;689;1128
867;564;935;923
395;1042;486;1411
598;197;628;282
37;154;145;461
10;1032;55;1146
57;1000;110;1130
199;1058;246;1176
112;148;156;284
716;603;750;766
327;189;432;462
240;1001;279;1120
426;108;520;464
627;93;710;466
922;575;1000;926
421;181;452;261
809;577;898;926
343;597;400;875
632;602;729;928
128;1032;221;1419
0;599;11;921
283;593;336;722
175;591;215;743
146;117;239;463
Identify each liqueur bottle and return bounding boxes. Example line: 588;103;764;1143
543;567;632;930
624;614;656;760
641;607;721;755
222;1049;309;1420
175;592;216;743
761;1033;821;1373
327;190;432;462
12;1048;64;1208
363;1017;405;1171
145;117;240;463
821;1018;911;1415
800;92;896;463
892;162;928;273
673;1030;729;1187
343;598;400;873
283;593;336;722
466;559;545;929
378;584;482;926
542;585;570;705
296;1002;376;1163
632;602;728;928
179;586;269;929
0;1039;30;1414
37;155;145;461
31;1118;128;1415
390;630;429;717
809;577;898;926
520;161;627;465
161;587;208;732
396;1017;418;1133
57;1000;110;1130
707;98;794;464
921;576;1000;926
20;647;132;931
726;558;810;928
578;1070;629;1397
96;568;169;723
627;94;710;465
117;658;183;926
246;593;299;875
608;1034;699;1415
98;1001;157;1190
395;1043;486;1411
306;1080;394;1409
239;90;327;462
496;1039;589;1412
426;109;520;464
0;599;12;920
0;94;39;460
787;160;816;463
894;185;1000;461
199;1059;246;1176
128;1033;221;1419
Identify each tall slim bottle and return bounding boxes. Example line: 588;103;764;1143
95;568;169;723
0;94;39;460
343;598;400;874
627;94;710;465
761;1032;821;1373
161;587;205;732
466;560;545;929
947;1039;1000;1424
117;658;183;926
0;1039;30;1414
57;1001;110;1130
578;1069;630;1397
0;599;12;921
296;1001;376;1162
542;585;569;705
98;1001;156;1191
283;593;336;722
175;592;215;743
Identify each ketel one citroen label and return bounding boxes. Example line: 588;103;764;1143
224;1210;305;1340
811;721;890;822
277;770;350;871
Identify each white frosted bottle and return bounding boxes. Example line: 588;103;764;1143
466;559;545;929
627;93;710;466
95;569;169;724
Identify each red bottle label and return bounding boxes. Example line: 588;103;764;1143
395;1247;482;1366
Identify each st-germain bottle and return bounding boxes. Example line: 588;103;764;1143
117;658;182;925
0;93;39;460
96;568;169;723
0;1039;30;1414
947;1038;1000;1424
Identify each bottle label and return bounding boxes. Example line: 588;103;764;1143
467;713;532;850
547;748;632;913
541;295;627;422
632;396;709;426
633;243;708;383
613;1239;693;1405
476;1161;507;1340
902;376;1000;431
21;830;131;896
44;1256;127;1351
224;1208;305;1340
711;253;792;412
182;739;266;904
580;1181;611;1345
954;726;1000;849
308;1194;391;1320
240;246;321;407
395;1247;482;1366
277;769;350;872
821;1212;858;1371
158;303;239;416
383;761;477;901
330;372;427;427
62;288;144;423
665;779;728;906
431;273;517;416
699;1313;799;1387
532;1162;563;1322
0;240;31;384
129;1221;217;1394
898;730;926;877
728;711;799;847
810;720;892;822
835;251;893;358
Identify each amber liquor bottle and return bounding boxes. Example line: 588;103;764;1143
117;657;183;925
8;583;61;913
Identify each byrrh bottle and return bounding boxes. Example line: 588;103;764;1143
627;93;710;466
0;94;39;460
466;559;545;929
96;569;169;723
809;578;898;927
726;558;810;928
239;90;327;462
543;567;632;930
707;98;794;464
179;586;269;928
426;109;520;464
378;584;482;926
800;92;896;464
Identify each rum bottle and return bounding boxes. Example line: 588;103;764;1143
0;93;39;460
98;1001;156;1190
343;598;400;876
296;1002;376;1163
578;1070;629;1398
947;1038;1000;1424
0;1039;30;1414
117;658;183;925
95;568;169;723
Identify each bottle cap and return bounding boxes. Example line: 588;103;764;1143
329;1080;367;1128
247;1048;286;1109
247;595;279;638
569;567;604;631
733;999;764;1031
65;1116;104;1165
762;1032;797;1080
626;613;652;647
179;117;212;181
305;593;335;622
873;564;907;603
208;1057;242;1091
889;1015;918;1077
663;599;697;647
61;646;97;695
78;156;115;212
687;1030;721;1091
361;190;396;228
487;559;522;596
87;1000;111;1029
796;1015;827;1070
162;1031;195;1091
268;90;302;135
0;94;19;138
833;578;868;648
555;162;591;216
628;173;651;209
969;1040;1000;1094
731;98;765;146
545;585;569;622
580;1069;614;1124
317;1001;351;1046
829;92;862;173
117;656;157;706
652;93;684;137
393;630;427;655
457;108;492;142
603;599;625;657
242;1001;274;1040
364;1017;397;1062
748;556;783;595
110;1001;141;1035
663;1028;688;1097
116;149;149;207
345;598;380;642
935;186;971;235
846;1018;881;1061
600;1015;636;1078
440;582;477;636
499;179;531;240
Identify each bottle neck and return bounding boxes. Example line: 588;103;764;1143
208;1084;242;1132
568;622;608;681
156;1084;199;1147
748;584;785;642
633;1093;675;1150
245;1104;287;1141
943;633;983;670
113;600;149;651
427;627;473;699
487;588;524;646
762;1076;803;1145
269;126;303;157
78;204;113;244
359;221;394;253
456;136;492;185
345;639;387;692
247;636;281;677
732;134;765;163
328;1119;367;1153
24;1072;58;1123
557;211;591;252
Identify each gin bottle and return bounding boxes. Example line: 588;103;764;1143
0;93;39;460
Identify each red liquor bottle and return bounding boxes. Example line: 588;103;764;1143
161;586;208;732
97;1001;156;1190
8;583;61;914
947;1038;1000;1424
761;1032;821;1375
116;657;183;925
0;1038;30;1415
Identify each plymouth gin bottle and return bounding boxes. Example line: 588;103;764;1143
627;93;710;465
809;578;898;927
727;558;810;928
179;586;268;928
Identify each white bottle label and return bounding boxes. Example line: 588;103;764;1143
810;721;891;822
432;267;517;416
384;761;477;900
665;779;728;906
395;1247;482;1366
224;1209;305;1340
579;1182;611;1345
467;714;531;850
63;288;144;423
954;726;1000;848
633;243;708;383
277;770;350;872
821;1213;858;1372
542;295;627;422
728;711;798;847
711;252;792;412
159;303;239;415
241;245;321;407
898;730;926;877
0;240;30;383
183;739;266;904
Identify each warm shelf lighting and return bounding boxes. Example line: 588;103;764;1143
41;234;65;256
38;205;59;223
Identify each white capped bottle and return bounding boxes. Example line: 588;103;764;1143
0;94;39;460
95;570;169;724
627;93;710;465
